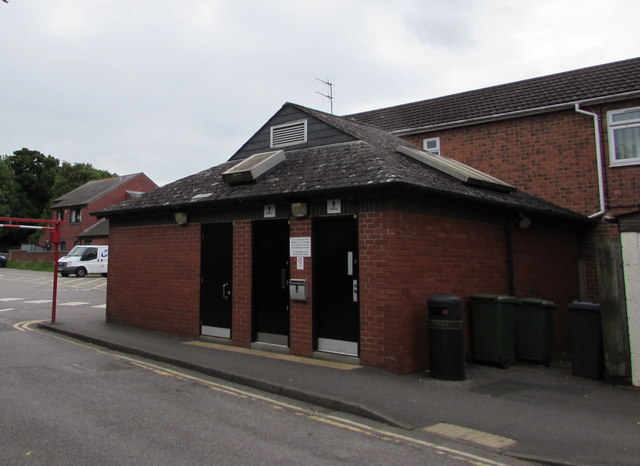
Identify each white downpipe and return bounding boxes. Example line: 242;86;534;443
575;103;607;218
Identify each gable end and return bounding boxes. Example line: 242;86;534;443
229;105;356;161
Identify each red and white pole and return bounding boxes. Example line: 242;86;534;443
0;217;64;323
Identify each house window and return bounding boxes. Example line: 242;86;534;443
608;107;640;166
56;209;64;221
70;208;82;223
423;137;441;155
270;120;307;148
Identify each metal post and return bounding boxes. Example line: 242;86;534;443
0;217;64;323
51;222;60;323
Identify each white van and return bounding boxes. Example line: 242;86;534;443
58;245;109;277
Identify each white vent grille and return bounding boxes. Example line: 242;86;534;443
271;120;307;148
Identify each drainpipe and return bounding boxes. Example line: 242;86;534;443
574;103;607;218
505;223;516;296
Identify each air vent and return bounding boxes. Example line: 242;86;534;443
271;120;307;148
222;150;286;185
398;146;516;193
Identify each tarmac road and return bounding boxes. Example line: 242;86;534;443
4;269;640;465
1;269;533;465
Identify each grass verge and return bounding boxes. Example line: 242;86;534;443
6;261;55;273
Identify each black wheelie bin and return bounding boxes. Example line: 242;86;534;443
569;302;604;379
427;295;465;381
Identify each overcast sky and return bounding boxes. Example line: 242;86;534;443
1;1;638;186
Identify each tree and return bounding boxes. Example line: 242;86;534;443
0;158;19;248
0;157;17;217
53;162;116;200
1;148;117;249
6;148;59;220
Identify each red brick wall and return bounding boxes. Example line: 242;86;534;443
8;250;55;264
358;210;579;373
106;222;200;337
48;174;158;250
359;211;508;372
599;100;640;217
511;225;579;356
105;207;579;374
404;110;600;215
402;102;640;303
403;103;640;220
78;238;109;246
289;218;313;356
231;221;252;347
88;174;158;217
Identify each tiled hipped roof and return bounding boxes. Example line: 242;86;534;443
52;173;143;208
345;57;640;133
99;104;583;221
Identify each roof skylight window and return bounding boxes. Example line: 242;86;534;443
222;150;286;185
398;146;516;193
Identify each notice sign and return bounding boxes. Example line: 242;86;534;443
290;237;311;257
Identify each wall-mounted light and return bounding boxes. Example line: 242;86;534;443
291;202;308;218
175;212;188;225
517;214;532;230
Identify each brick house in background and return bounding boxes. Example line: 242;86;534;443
347;57;640;384
49;173;158;251
98;103;586;375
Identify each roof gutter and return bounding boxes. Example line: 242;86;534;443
392;90;640;136
574;103;607;219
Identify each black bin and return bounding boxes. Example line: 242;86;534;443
569;302;604;379
517;298;556;365
427;295;465;381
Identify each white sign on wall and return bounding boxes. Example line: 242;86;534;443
290;237;311;257
264;204;276;218
327;199;341;214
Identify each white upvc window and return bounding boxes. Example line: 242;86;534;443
423;137;441;155
70;208;82;223
608;107;640;166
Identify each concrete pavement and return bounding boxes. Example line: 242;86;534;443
38;312;640;466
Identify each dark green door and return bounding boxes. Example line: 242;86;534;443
200;223;233;338
313;216;359;356
253;220;290;346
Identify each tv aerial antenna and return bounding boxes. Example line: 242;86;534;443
316;77;334;114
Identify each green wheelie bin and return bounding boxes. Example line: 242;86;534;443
470;295;518;368
516;298;556;365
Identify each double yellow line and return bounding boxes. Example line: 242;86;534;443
13;320;47;331
16;321;509;466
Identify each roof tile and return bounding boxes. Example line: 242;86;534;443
346;57;640;132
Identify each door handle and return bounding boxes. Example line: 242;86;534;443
353;279;358;302
222;283;231;300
